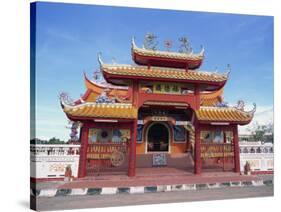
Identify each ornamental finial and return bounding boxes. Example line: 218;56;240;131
199;45;205;56
143;33;158;50
164;40;173;51
97;52;104;66
178;36;192;54
227;64;231;71
59;92;75;106
131;37;136;48
249;103;257;115
235;100;245;111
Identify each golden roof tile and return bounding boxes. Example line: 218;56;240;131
196;106;255;124
101;63;229;83
62;102;138;119
200;88;224;106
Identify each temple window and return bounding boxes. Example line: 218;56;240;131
164;84;170;92
256;147;262;153
200;130;224;143
213;131;223;143
172;85;179;92
173;126;186;143
155;84;161;92
88;128;130;144
225;131;233;144
200;131;212;143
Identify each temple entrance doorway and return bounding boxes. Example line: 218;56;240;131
147;122;170;152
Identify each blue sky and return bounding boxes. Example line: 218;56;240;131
34;2;273;140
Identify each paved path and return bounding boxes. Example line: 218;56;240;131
34;185;273;211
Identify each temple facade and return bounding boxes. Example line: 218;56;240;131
60;37;256;178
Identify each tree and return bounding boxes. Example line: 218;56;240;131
249;122;273;143
30;137;66;144
48;137;66;144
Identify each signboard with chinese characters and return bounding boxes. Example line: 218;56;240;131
87;143;127;160
151;116;168;122
201;144;234;158
153;83;181;94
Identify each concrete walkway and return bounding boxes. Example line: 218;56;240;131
34;185;273;211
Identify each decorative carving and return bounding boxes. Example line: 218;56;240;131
249;103;257;115
183;123;195;155
59;92;75;106
153;153;167;166
235;100;245;111
178;36;192;54
67;121;80;142
164;40;173;51
110;142;127;167
93;69;103;82
143;33;158;50
216;101;228;107
95;89;116;103
110;151;126;167
145;88;152;93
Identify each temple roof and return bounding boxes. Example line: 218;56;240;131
195;105;255;125
200;88;223;106
76;74;131;104
84;73;128;91
61;102;138;120
81;75;224;106
100;61;229;86
132;38;204;69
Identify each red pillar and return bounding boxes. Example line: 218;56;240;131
194;124;202;174
128;81;139;177
128;120;137;177
194;85;200;110
78;125;89;178
233;126;241;173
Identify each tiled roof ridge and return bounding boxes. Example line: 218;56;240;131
131;37;204;60
99;63;229;79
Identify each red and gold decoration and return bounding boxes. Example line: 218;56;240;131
60;35;255;178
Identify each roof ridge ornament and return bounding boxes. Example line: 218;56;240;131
248;103;257;115
235;100;245;111
143;33;158;51
131;37;136;49
97;52;104;66
178;36;192;54
221;64;231;78
112;57;116;65
199;45;205;56
164;40;173;52
59;92;75;107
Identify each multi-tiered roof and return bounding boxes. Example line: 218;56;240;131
61;36;255;125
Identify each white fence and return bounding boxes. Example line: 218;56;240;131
30;141;273;180
30;144;80;179
239;141;274;173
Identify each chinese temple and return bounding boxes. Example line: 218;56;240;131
60;36;256;178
